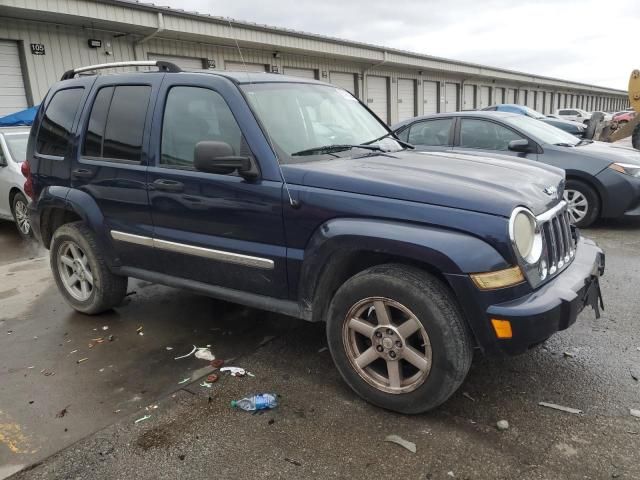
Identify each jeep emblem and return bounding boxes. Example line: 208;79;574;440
544;186;558;198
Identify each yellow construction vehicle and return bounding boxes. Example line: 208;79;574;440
589;70;640;148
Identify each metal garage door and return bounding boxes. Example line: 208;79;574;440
0;40;28;116
366;76;389;123
508;88;517;103
397;79;415;122
526;90;535;109
444;82;459;112
283;67;316;79
535;91;544;112
463;84;475;110
224;61;267;72
148;53;203;71
544;92;552;114
423;81;439;114
494;87;505;105
330;72;356;94
478;86;490;108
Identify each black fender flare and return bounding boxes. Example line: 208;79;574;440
298;218;510;316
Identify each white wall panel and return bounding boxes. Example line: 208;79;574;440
463;84;475;110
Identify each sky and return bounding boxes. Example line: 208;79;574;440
158;0;637;90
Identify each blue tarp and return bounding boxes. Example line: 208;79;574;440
0;106;38;127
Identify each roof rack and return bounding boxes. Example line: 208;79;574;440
60;60;181;81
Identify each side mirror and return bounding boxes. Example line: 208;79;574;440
508;139;533;153
194;141;257;179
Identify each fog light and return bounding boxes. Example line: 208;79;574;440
470;265;524;290
491;319;513;339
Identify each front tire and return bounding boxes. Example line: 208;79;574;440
564;179;600;228
50;222;127;314
11;192;32;238
326;264;473;414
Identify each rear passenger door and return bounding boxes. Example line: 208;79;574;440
74;75;163;271
398;118;454;152
147;76;287;298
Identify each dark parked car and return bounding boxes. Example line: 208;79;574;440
482;104;586;138
25;62;604;414
393;111;640;227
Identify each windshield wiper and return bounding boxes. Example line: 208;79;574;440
554;142;575;147
291;144;383;156
363;132;414;149
576;139;594;146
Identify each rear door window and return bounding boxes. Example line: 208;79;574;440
82;85;151;163
36;88;84;156
407;118;453;146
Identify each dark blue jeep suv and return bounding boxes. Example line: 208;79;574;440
25;61;605;413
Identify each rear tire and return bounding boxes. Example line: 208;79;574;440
11;192;32;239
50;222;127;314
632;123;640;150
326;264;473;414
564;179;600;228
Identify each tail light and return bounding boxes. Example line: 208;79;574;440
21;160;35;200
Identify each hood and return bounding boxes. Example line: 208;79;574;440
543;118;584;128
559;141;640;166
282;150;565;217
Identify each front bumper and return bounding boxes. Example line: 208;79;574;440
447;236;605;355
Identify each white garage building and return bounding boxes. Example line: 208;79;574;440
0;0;629;121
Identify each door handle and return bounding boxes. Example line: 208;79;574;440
152;179;184;192
72;168;95;179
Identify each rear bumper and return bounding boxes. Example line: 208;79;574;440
447;236;604;355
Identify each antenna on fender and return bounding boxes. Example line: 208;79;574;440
226;19;299;209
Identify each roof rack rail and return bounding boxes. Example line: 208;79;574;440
60;60;181;81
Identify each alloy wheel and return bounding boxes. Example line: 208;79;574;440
564;189;589;224
342;297;432;394
57;241;94;301
14;199;30;235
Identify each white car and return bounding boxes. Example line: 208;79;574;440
0;127;32;237
555;108;592;124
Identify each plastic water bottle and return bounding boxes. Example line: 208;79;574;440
231;393;278;411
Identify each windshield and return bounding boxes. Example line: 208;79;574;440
242;83;401;161
4;133;29;162
505;115;580;146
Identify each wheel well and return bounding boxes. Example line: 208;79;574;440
566;175;602;210
310;250;449;323
9;188;22;209
40;207;82;249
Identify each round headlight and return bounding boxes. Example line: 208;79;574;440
510;208;541;264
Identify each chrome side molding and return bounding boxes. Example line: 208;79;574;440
110;231;274;270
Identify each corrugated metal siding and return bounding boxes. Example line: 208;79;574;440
445;82;459;112
422;80;438;114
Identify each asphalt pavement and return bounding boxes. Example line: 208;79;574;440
1;216;639;480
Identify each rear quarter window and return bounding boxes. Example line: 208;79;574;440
36;88;84;157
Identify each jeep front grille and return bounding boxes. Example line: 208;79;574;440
538;201;576;279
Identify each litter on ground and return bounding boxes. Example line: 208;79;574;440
630;409;640;418
194;347;215;361
210;359;224;369
206;373;219;383
134;415;151;424
200;382;213;388
384;434;416;453
102;326;109;331
174;345;197;360
178;378;190;385
496;420;509;431
462;392;476;402
76;358;88;364
318;346;328;353
221;366;251;377
539;402;583;415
